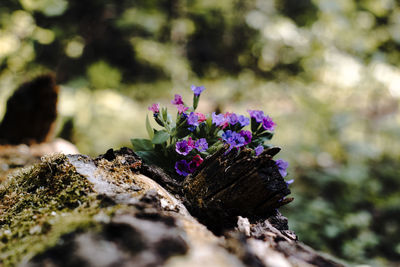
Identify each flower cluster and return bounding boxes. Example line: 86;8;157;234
132;85;290;183
212;112;250;129
175;155;204;176
176;137;208;156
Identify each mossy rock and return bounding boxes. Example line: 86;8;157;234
0;152;240;267
0;154;189;266
0;150;347;267
0;154;96;265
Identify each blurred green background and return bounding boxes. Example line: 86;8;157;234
1;0;400;266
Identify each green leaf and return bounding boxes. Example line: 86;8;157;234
206;116;212;127
154;113;164;127
199;122;207;137
259;131;274;140
146;115;154;139
152;130;170;144
176;127;190;139
207;141;224;154
251;117;259;133
136;151;176;175
161;107;168;121
131;138;153;151
193;95;199;110
136;151;163;165
250;137;264;147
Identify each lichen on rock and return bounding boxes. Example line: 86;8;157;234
0;149;347;267
0;153;216;266
0;154;98;266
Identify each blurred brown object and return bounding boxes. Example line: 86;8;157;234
0;74;58;145
0;75;79;181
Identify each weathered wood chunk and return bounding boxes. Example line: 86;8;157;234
183;147;293;232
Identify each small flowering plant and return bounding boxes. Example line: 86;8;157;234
131;85;290;181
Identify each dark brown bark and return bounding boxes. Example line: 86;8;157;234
182;146;293;233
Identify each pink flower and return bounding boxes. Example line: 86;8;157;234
171;94;184;105
189;155;204;172
177;104;189;114
191;154;203;166
187;137;196;148
195;112;207;123
148;103;160;113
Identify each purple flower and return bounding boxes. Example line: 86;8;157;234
187;112;199;127
239;130;252;145
275;159;289;177
177;104;189;114
227;113;239;125
148;103;160;113
237;135;246;146
255;145;264;156
211;112;225;126
286;179;294;185
191;85;205;96
262;116;275;131
248;110;264;123
176;140;193;156
195;138;208;152
238;115;250;127
188;161;198;173
175;160;191;176
171;94;184;105
221;130;234;143
180;112;188;121
222;130;245;149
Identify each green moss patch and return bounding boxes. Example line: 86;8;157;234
0;154;102;266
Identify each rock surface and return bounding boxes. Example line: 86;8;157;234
0;149;348;267
0;139;79;183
